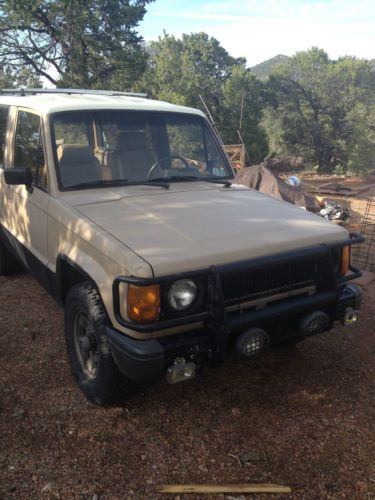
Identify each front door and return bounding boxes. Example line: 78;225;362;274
3;108;49;268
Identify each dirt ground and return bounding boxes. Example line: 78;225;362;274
1;183;375;500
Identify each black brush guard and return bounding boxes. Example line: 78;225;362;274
109;233;363;372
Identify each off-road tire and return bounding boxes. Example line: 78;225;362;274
64;281;121;405
0;239;23;275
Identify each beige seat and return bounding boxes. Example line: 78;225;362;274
110;130;156;182
58;144;102;187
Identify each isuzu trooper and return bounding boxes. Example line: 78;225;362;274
0;89;362;404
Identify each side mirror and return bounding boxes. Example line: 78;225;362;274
4;167;33;188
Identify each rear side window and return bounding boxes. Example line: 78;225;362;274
0;106;9;168
14;111;47;189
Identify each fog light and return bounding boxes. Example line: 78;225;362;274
166;359;197;384
299;311;330;337
343;308;359;325
236;328;269;358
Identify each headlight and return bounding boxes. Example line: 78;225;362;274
168;279;197;311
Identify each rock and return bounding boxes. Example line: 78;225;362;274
13;408;25;419
240;451;262;464
41;482;60;498
325;483;340;492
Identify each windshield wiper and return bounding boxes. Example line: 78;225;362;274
69;176;231;190
150;175;232;187
67;179;131;190
66;179;170;190
149;175;200;183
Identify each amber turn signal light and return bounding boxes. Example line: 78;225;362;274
127;284;160;323
341;245;350;275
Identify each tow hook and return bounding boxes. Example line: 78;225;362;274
166;357;197;384
342;308;360;326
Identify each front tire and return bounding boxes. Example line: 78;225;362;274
64;281;121;405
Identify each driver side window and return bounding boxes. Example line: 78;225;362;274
14;111;46;189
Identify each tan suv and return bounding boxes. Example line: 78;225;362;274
0;89;363;405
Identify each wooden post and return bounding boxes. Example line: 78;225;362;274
157;483;292;494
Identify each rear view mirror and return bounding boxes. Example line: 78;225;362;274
4;167;33;187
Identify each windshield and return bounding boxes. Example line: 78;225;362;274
51;110;232;189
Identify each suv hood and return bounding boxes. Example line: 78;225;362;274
71;184;348;276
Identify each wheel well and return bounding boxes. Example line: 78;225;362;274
58;259;90;304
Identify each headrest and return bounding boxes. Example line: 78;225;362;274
116;130;149;150
58;144;96;164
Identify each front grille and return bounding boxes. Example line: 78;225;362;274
221;258;319;305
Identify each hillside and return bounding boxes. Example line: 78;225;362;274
251;54;289;80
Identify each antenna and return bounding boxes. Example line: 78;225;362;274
199;94;215;124
239;91;244;132
198;94;222;138
237;129;251;165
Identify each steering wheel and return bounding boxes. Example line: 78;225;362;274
146;155;191;180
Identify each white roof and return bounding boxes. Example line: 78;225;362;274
0;91;205;117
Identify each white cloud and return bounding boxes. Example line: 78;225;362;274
207;16;375;65
150;0;375;23
141;0;375;65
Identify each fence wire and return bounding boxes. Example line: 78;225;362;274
352;186;375;272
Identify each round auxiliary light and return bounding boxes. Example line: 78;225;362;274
236;328;269;358
168;279;197;311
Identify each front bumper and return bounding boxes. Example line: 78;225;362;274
113;233;363;335
107;282;362;381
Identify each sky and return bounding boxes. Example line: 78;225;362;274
140;0;375;67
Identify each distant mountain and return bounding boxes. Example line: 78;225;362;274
251;55;289;80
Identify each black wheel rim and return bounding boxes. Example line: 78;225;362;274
73;311;100;379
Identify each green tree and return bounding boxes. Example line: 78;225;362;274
0;0;153;88
140;32;244;115
0;66;15;88
140;32;268;162
219;65;268;163
267;48;375;173
347;102;375;173
140;33;188;104
0;65;42;88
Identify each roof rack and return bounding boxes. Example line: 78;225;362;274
0;88;150;98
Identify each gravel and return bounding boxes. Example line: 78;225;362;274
0;270;374;500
